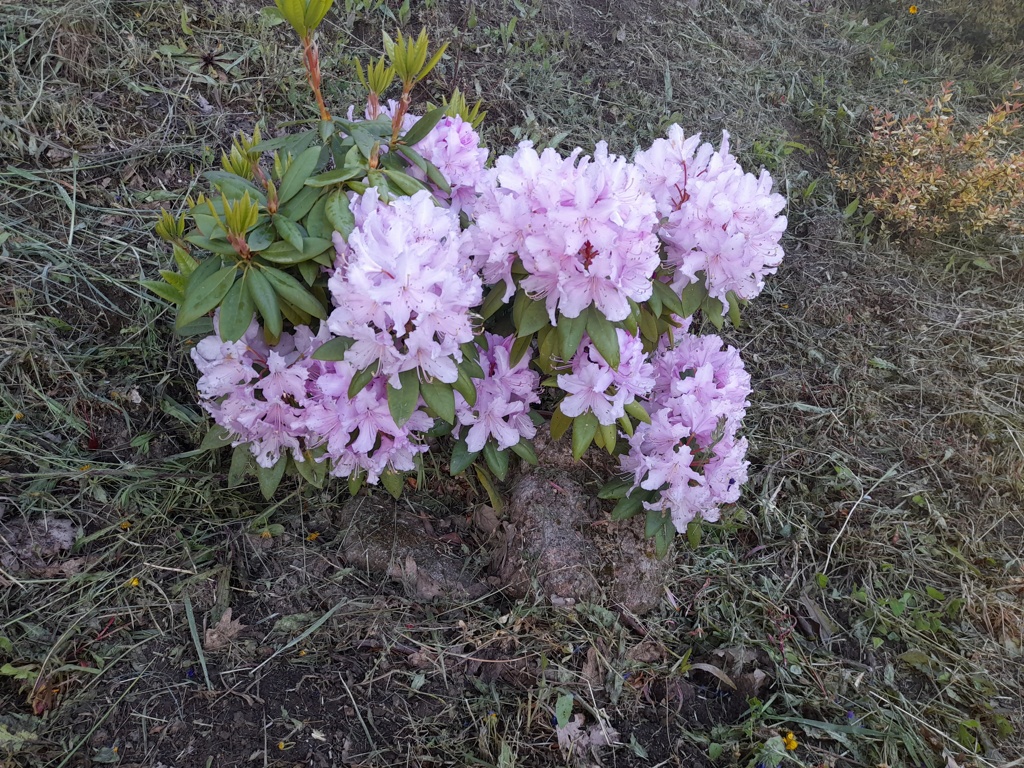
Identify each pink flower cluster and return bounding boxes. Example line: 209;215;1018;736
557;330;653;425
327;188;482;386
193;317;430;482
635;126;787;312
455;333;540;452
619;325;751;531
470;142;661;323
407;114;489;215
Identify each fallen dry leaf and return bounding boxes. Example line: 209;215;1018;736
204;608;246;651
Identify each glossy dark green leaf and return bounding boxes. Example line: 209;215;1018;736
449;438;479;476
381;470;404;500
142;279;183;305
204;171;267;204
611;493;644;521
480;281;507;321
261;266;327;319
228;444;252;488
420;378;456;424
557;311;587;362
312;336;354;361
304;196;331;239
387;368;420;427
509;438;538;465
678;279;707;318
571;411;598;460
278;184;320;220
726;291;742;327
384;168;429;196
703;296;725;330
297;259;318;286
452;365;477;407
177;261;236;329
586;306;620;369
294;453;326;489
273;214;305;251
482;442;509;481
218;273;255;342
598;475;634;500
246;267;282;338
184;233;239;257
278;146;322;204
645;508;668;539
259;237;333;265
347;366;376;398
305;165;366;187
549;406;572;441
256;454;287;499
517;298;549;338
401;107;446;147
247;221;276;252
326;189;355;241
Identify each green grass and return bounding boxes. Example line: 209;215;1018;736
1;0;1023;766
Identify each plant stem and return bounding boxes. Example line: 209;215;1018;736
303;33;331;122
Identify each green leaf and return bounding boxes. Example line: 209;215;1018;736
381;470;404;499
259;237;333;265
726;291;741;327
260;266;327;319
348;366;376;398
452;366;477;407
303;0;333;30
645;508;668;539
571;411;598;460
474;464;504;512
599;421;617;454
142;279;184;305
639;307;659;343
247;221;276;252
396;146;451;193
326;189;355;240
218;273;255;342
653;524;672;558
203;171;267;204
312;335;354;361
294;453;326;489
509;438;538;465
228;444;252;488
598;475;633;500
420;378;456;424
348;469;364;496
516;297;549;338
557;311;587;361
387;368;420;427
482;442;509;481
678;280;707;318
652;279;686;318
304;196;331;239
686;520;702;549
610;492;644;521
842;198;859;218
272;214;305;252
278;146;323;204
702;296;725;330
297;259;318;286
383;168;429;196
349;126;378;160
305;165;365;187
184;233;239;257
274;0;308;34
449;438;479;475
246;267;282;339
198;424;234;452
256;455;288;499
586;307;620;369
509;334;532;366
278;184;320;220
401;106;446;147
177;262;236;329
479;281;508;321
624;400;651;424
550;406;572;441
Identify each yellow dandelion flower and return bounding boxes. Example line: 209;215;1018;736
79;464;92;472
260;529;272;539
908;4;918;13
14;412;24;420
783;732;798;751
306;532;320;542
120;520;133;531
128;577;140;588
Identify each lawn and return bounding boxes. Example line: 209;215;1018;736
1;0;1022;766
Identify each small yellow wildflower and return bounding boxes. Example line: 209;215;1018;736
79;464;92;472
306;531;320;542
783;732;798;751
128;577;140;588
260;529;273;540
908;4;918;13
119;520;133;531
298;649;307;656
14;412;24;420
278;741;286;751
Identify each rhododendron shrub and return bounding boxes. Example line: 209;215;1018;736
145;2;787;553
